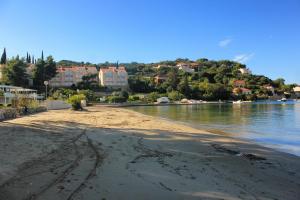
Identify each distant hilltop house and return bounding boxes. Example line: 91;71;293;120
49;66;98;87
232;87;252;95
99;66;128;89
154;75;168;84
293;86;300;98
233;80;246;88
155;65;175;69
176;63;195;73
262;84;275;95
239;68;252;75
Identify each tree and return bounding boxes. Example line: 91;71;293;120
44;56;57;80
1;48;7;64
273;78;285;88
2;57;28;86
166;68;179;90
33;55;57;89
177;75;191;98
168;91;184;101
41;50;44;61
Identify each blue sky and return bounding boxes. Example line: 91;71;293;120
0;0;299;83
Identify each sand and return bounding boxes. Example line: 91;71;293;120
0;106;299;200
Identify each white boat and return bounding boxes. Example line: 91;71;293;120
233;100;242;104
278;98;287;102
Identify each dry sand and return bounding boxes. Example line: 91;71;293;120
0;106;299;200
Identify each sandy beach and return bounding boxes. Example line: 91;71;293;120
0;106;299;200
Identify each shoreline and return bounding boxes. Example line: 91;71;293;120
0;106;299;199
124;103;300;157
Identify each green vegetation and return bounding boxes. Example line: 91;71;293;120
68;94;86;110
106;91;129;103
2;56;28;87
33;55;57;90
126;58;297;101
1;48;7;64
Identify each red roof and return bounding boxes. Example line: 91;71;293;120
233;80;246;84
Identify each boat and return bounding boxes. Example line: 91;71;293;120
278;98;287;102
233;100;242;104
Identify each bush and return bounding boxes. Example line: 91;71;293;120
120;91;129;100
68;94;86;110
167;91;184;101
77;90;95;101
128;95;140;102
146;92;160;102
107;96;127;103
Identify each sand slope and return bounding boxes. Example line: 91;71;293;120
0;106;299;200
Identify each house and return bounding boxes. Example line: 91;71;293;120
176;63;194;73
239;68;252;75
263;85;275;95
293;86;300;98
0;85;38;105
232;87;252;95
99;66;128;88
233;80;246;88
49;66;98;87
190;63;200;69
154;75;168;84
155;65;175;69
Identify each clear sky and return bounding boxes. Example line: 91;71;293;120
0;0;299;83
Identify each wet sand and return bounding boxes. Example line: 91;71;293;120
0;106;299;200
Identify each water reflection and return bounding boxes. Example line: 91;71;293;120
129;101;300;156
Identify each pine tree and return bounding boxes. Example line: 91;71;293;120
41;50;44;61
1;48;7;64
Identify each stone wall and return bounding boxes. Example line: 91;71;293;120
0;106;47;121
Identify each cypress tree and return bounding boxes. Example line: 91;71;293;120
41;50;44;61
26;52;29;63
32;55;34;64
28;55;31;63
1;48;7;64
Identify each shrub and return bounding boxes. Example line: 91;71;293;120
167;91;184;101
77;90;95;101
128;95;140;102
68;94;86;110
146;92;160;102
120;91;129;100
107;96;126;103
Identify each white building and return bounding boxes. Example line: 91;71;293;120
176;63;194;73
0;85;38;105
239;68;252;75
293;86;300;98
99;66;128;88
49;66;98;87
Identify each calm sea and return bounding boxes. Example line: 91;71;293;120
128;101;300;156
